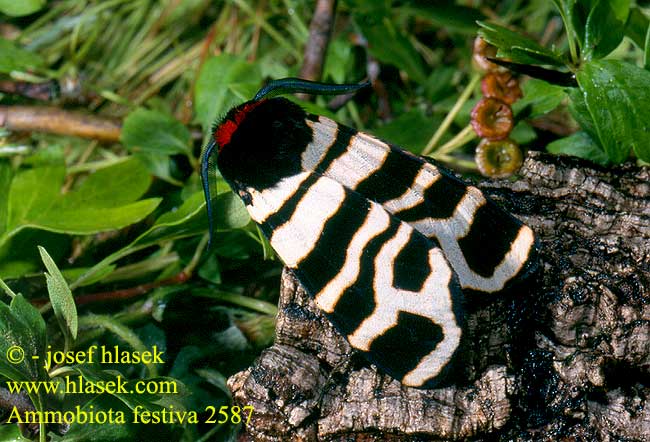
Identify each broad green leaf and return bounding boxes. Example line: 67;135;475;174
624;7;649;50
0;158;160;249
513;78;567;118
38;246;77;341
583;0;625;60
121;109;191;155
0;294;47;383
576;59;650;163
0;38;43;73
72;191;248;288
133;151;182;186
402;1;485;35
60;158;156;208
478;22;565;67
567;87;599;143
356;16;427;83
547;131;609;165
0;0;45;17
194;55;260;132
608;0;630;23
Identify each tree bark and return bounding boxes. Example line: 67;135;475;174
228;151;650;441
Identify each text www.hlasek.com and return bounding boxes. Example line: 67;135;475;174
6;376;177;395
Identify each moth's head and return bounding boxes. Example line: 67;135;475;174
212;97;310;189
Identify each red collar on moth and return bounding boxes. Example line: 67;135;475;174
215;100;264;149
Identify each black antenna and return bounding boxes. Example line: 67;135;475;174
254;77;370;101
201;139;218;248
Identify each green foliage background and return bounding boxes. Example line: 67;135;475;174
0;1;648;441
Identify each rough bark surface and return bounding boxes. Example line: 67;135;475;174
228;151;650;441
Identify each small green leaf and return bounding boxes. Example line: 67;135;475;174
0;0;45;17
583;0;625;60
514;78;567;118
624;7;649;50
478;22;565;67
547;131;609;165
194;55;260;132
567;87;599;143
402;1;485;35
0;158;161;249
576;59;650;163
0;294;47;383
71;191;249;288
121;109;191;155
0;38;43;73
38;246;77;341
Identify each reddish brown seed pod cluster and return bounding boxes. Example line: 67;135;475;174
471;37;524;178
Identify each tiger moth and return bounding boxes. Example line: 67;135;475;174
201;78;538;388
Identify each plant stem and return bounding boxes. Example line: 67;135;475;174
421;73;480;155
431;124;477;157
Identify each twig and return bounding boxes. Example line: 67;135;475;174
297;0;337;100
31;272;190;307
0;106;121;142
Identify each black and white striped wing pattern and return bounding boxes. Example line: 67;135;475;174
210;96;537;388
244;171;464;387
300;114;537;294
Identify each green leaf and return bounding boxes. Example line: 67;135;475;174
478;22;565;67
121;109;191;155
0;294;47;383
72;191;248;288
567;87;599;142
513;78;567;118
0;0;45;17
547;131;609;165
402;1;485;35
355;15;427;83
624;7;649;50
583;0;625;60
38;246;78;341
609;0;630;23
194;55;261;133
575;59;650;163
0;38;43;73
0;158;161;249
